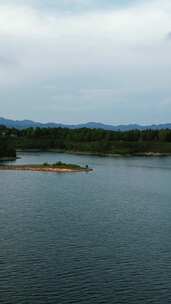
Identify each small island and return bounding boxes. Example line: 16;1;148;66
0;161;92;173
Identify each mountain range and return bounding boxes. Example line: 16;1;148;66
0;117;171;131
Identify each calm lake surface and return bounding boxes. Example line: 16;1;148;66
0;152;171;304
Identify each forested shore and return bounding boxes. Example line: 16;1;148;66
1;125;171;157
0;128;16;159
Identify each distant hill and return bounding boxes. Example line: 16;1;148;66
0;117;171;131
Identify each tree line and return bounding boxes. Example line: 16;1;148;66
1;125;171;155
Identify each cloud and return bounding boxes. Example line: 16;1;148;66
0;0;170;81
0;55;17;67
0;0;141;13
166;31;171;40
0;0;171;123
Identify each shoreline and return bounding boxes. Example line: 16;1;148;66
0;157;18;161
16;149;171;157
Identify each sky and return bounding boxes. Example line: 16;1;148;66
1;0;171;124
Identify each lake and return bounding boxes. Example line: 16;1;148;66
0;152;171;304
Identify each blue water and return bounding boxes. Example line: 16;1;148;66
0;152;171;304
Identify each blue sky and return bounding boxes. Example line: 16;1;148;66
0;0;171;124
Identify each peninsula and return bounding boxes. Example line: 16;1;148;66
0;162;92;173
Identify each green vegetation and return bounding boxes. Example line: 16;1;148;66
42;161;87;170
0;127;16;158
1;125;171;156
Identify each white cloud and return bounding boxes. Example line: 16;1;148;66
0;1;171;85
0;0;171;123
